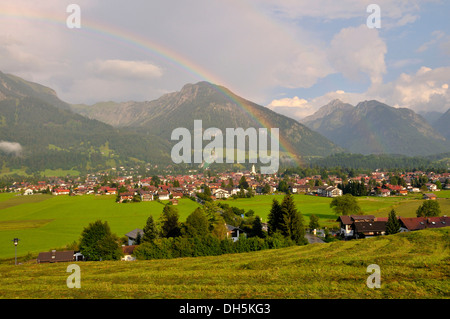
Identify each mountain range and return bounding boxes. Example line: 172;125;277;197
301;99;450;156
0;70;449;175
0;72;343;174
71;81;344;162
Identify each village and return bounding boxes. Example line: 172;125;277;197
5;165;450;202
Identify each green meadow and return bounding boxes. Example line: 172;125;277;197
0;192;449;259
0;194;200;259
0;228;448;299
222;193;450;227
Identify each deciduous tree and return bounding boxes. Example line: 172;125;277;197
79;220;123;261
330;194;361;216
416;200;441;217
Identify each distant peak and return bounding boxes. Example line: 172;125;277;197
355;100;389;109
328;98;344;105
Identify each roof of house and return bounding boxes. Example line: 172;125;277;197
125;228;144;239
336;215;377;224
336;215;353;225
226;224;244;232
399;216;449;231
351;215;376;221
354;221;387;233
37;250;74;263
120;192;135;196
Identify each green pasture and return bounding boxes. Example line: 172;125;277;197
0;195;200;259
0;228;448;299
222;193;450;227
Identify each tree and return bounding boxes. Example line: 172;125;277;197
280;194;306;245
435;180;442;190
135;232;142;245
245;209;255;217
385;209;401;235
330;194;361;216
267;199;284;236
238;176;249;189
277;180;289;193
203;185;212;197
211;215;228;240
183;207;210;238
159;205;182;238
250;216;265;238
142;215;158;242
308;214;320;231
79;220;123;261
416;200;441;217
262;183;271;194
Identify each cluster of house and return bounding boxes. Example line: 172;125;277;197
5;168;450;202
336;214;449;239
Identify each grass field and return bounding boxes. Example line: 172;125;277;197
0;192;449;259
0;194;200;259
223;193;450;226
0;228;448;299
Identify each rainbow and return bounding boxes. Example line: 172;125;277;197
1;7;302;168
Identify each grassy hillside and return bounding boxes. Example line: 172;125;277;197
0;228;448;299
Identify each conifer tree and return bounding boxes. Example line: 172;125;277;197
267;199;284;236
280;193;306;244
142;215;158;242
385;209;401;235
159;205;181;238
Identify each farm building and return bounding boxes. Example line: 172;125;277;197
37;250;76;263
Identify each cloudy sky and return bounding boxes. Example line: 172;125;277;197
1;0;449;120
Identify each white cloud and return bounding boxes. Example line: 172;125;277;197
386;66;450;112
0;141;23;156
267;96;315;119
91;60;163;80
267;90;361;120
272;65;450;121
328;25;387;85
417;30;446;53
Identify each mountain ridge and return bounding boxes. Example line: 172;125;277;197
71;81;346;160
301;99;450;156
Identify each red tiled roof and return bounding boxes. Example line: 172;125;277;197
400;216;449;231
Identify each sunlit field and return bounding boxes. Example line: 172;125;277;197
0;192;448;259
